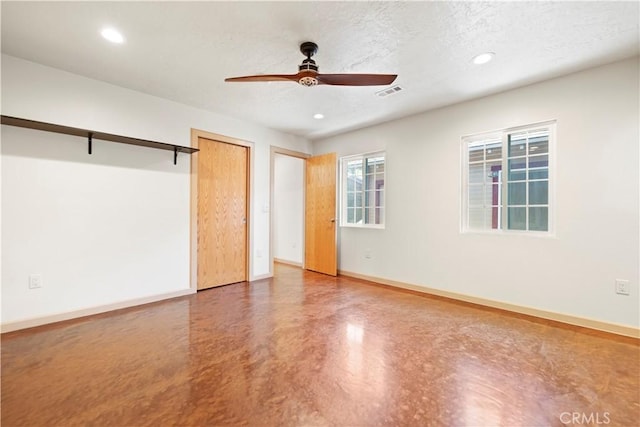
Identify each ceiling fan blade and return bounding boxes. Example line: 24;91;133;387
225;74;299;83
316;73;397;86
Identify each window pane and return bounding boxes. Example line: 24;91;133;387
469;164;484;184
529;181;548;205
366;173;375;191
508;207;526;230
468;207;495;229
347;160;363;180
354;192;363;207
347;176;356;192
529;207;548;231
529;154;548;169
528;134;549;155
490;206;501;230
508;159;526;181
483;184;493;205
485;143;502;160
468;207;485;229
364;172;385;192
347;191;355;208
508;182;526;205
469;184;484;207
509;135;527;157
365;190;375;207
366;156;384;174
355;207;363;224
528;155;548;180
489;184;501;207
486;161;502;183
364;208;380;224
469;145;484;162
365;191;384;207
374;174;384;191
378;208;384;224
347;208;355;223
529;169;548;180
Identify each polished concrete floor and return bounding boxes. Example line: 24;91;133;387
2;264;638;426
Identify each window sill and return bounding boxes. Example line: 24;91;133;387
340;224;386;230
461;229;557;239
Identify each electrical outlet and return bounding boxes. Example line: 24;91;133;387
615;279;630;296
364;249;372;259
29;274;43;289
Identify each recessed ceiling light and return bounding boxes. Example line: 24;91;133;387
313;113;324;120
472;52;495;65
101;28;125;44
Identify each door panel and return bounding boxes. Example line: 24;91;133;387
198;137;248;289
305;153;337;276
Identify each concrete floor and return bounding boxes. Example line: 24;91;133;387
2;264;638;426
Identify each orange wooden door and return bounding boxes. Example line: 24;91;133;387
197;137;248;289
305;153;337;276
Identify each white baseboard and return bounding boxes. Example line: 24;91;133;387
338;270;639;339
251;273;273;281
1;288;195;333
274;258;303;268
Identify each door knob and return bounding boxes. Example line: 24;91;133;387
330;218;336;223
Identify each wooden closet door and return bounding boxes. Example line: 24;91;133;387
197;138;248;289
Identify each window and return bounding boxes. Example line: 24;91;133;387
462;122;554;233
341;152;385;227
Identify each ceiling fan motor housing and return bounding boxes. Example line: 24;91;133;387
298;76;318;86
298;42;320;86
299;58;318;72
298;59;319;86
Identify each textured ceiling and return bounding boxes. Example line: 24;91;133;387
2;1;638;140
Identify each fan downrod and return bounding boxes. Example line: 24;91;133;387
300;42;318;59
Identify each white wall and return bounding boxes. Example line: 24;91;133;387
1;54;311;326
313;57;639;329
273;154;304;264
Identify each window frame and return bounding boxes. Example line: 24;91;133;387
340;151;386;229
461;121;556;236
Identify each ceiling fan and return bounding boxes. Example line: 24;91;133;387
225;42;397;87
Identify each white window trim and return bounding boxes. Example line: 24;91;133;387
461;120;556;236
340;151;386;229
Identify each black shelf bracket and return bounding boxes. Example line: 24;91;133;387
1;115;199;165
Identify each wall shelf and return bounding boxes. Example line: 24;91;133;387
1;115;198;164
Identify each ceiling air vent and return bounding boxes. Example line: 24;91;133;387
375;85;403;98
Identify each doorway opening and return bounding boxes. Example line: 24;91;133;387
270;147;308;274
273;153;305;267
270;147;337;277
